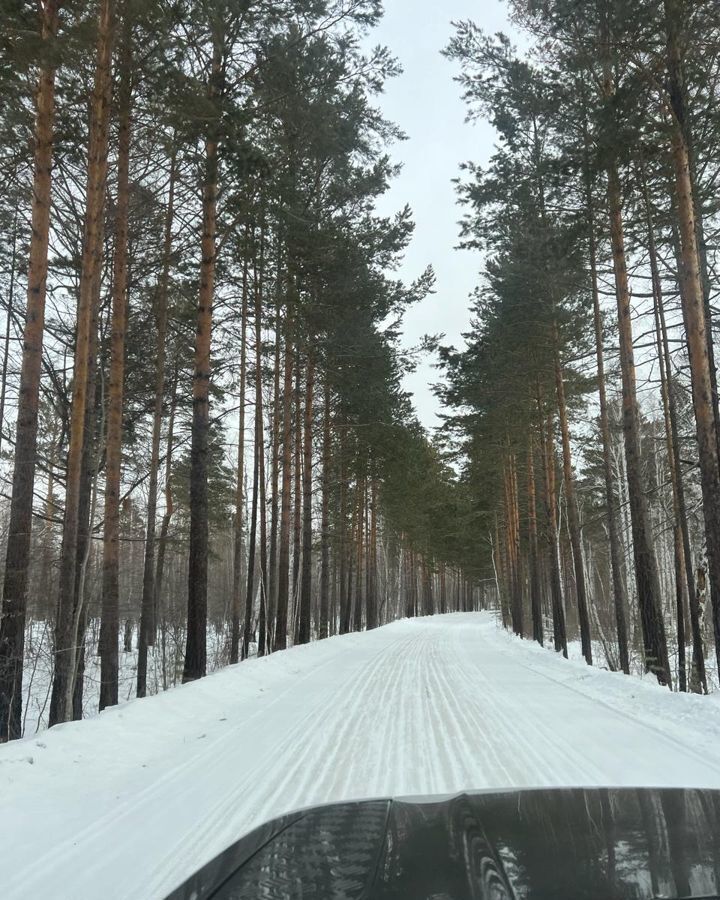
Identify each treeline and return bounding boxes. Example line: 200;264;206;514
440;0;720;692
0;0;484;741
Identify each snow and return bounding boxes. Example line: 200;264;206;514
3;612;720;899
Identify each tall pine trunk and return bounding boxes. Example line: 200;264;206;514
553;339;592;664
100;22;132;709
137;144;176;695
527;435;543;645
0;208;18;457
0;0;61;741
154;377;177;634
297;354;315;645
584;141;629;673
339;429;351;634
366;479;378;629
229;248;249;664
352;476;364;631
664;0;720;677
606;162;671;687
254;233;268;656
273;311;293;651
319;380;331;639
242;398;259;659
291;363;302;641
266;292;282;638
642;163;704;693
183;36;221;683
540;401;567;656
52;0;115;725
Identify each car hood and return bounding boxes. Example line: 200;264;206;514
165;787;720;899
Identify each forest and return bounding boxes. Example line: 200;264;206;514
1;0;719;743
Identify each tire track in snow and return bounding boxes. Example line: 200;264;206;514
141;631;417;899
445;626;562;785
426;628;515;787
266;631;423;805
452;626;610;786
9;633;401;900
421;632;476;790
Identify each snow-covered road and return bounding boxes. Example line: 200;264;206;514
4;612;720;899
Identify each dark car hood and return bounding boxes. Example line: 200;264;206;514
164;787;720;900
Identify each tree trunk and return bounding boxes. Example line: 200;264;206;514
291;362;302;642
0;208;18;457
273;311;293;651
527;435;543;646
554;338;592;664
51;0;115;725
254;233;268;657
606;162;671;687
137;144;176;694
183;35;221;683
266;291;282;641
242;431;259;659
643;165;703;693
352;475;364;632
319;379;331;639
585;144;629;674
297;354;315;645
438;563;446;615
404;547;415;618
339;430;352;634
0;0;61;741
504;454;523;636
422;557;434;617
366;478;378;629
664;0;720;679
100;23;131;710
229;244;249;665
154;377;177;627
540;401;567;657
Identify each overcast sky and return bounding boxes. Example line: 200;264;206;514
369;0;518;430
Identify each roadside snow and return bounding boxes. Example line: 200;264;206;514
3;612;720;900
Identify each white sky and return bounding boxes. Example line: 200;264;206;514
370;0;518;430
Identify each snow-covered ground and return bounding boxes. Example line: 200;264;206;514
4;612;720;900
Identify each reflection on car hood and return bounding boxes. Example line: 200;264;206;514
164;787;720;899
